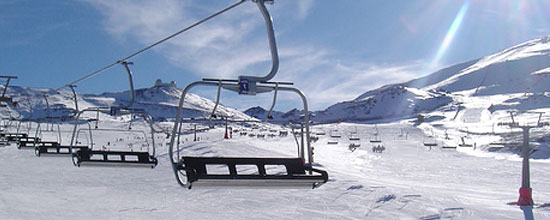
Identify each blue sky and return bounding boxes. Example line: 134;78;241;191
1;0;550;111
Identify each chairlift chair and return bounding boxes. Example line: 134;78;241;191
34;119;89;157
347;126;360;141
458;136;473;147
369;125;382;143
69;61;158;168
349;133;360;141
17;95;60;150
6;118;32;142
329;128;341;138
34;90;91;156
422;129;438;147
15;119;41;149
168;0;327;189
369;134;382;143
0;96;30;144
441;142;457;149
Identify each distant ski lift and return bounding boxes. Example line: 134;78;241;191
349;134;360;141
33;94;90;157
370;125;382;143
20;95;62;151
69;61;158;168
13;102;42;148
423;129;438;147
3;119;31;143
330;129;341;138
370;136;382;143
441;143;457;149
0;118;9;146
348;127;360;141
0;104;24;141
423;138;438;147
16;128;41;150
168;0;327;189
327;140;338;145
458;136;474;147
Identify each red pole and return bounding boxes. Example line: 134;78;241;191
517;127;533;206
224;118;229;139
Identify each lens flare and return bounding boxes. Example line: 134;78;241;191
431;1;470;68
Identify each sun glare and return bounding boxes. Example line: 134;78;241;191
430;1;470;68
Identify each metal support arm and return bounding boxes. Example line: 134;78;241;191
168;80;313;187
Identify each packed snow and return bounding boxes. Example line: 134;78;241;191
0;119;549;219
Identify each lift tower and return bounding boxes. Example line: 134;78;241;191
498;111;548;206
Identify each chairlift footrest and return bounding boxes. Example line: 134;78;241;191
35;145;87;157
17;138;44;149
73;149;157;168
178;157;328;189
5;133;28;142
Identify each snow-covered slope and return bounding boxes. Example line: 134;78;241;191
426;36;550;95
1;122;549;219
315;85;452;123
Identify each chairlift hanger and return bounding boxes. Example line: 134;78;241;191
168;0;327;189
0;75;18;107
69;62;158;168
264;82;278;122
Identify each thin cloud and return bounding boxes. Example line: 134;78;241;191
295;60;424;109
297;0;314;20
85;0;266;78
275;46;425;109
84;0;426;111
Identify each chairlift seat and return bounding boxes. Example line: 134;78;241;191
349;137;360;141
6;133;28;142
16;137;42;149
176;157;328;189
370;140;382;143
441;145;457;149
73;149;158;168
35;145;88;157
423;143;438;147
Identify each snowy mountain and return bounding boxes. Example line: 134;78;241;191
315;36;550;123
245;37;550;125
244;106;307;123
0;81;253;122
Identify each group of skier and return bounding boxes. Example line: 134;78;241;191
372;145;385;153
